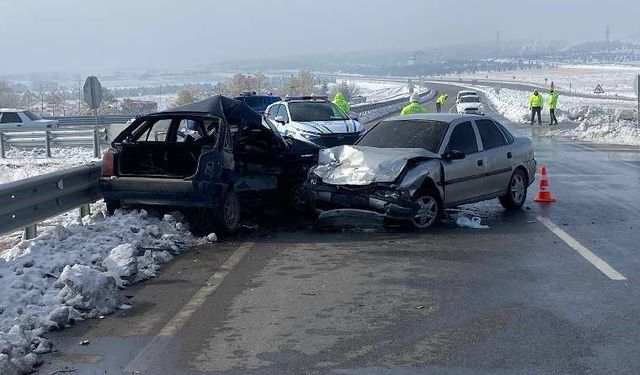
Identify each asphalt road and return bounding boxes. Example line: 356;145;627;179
38;83;640;375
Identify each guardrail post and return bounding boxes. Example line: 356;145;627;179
45;130;52;158
0;132;5;158
80;203;91;218
23;224;37;240
92;128;100;158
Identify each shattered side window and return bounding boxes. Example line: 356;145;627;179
137;119;171;142
176;119;204;142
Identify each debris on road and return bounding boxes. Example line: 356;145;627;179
78;340;90;346
301;291;317;296
456;216;489;229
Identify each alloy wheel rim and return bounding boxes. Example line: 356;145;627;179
412;196;438;228
510;174;525;204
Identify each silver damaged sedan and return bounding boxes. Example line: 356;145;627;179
306;114;537;229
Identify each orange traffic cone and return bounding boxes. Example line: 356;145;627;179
534;165;556;202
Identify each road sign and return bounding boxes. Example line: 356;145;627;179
83;76;102;110
593;84;605;94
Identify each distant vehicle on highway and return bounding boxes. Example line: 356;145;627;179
307;113;536;229
233;92;281;113
456;90;479;101
456;95;484;114
99;96;319;234
265;96;363;148
0;109;59;130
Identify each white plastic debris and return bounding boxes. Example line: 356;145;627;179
206;233;218;243
456;216;489;229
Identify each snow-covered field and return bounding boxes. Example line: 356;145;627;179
468;84;640;146
0;203;212;374
0;147;101;185
456;63;640;99
338;79;409;103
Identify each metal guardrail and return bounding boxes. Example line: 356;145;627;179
43;114;134;127
352;89;434;123
0;129;104;158
0;163;103;239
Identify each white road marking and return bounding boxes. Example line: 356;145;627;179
537;216;626;281
125;241;254;373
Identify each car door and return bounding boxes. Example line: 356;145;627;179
474;118;512;196
276;104;291;134
0;112;23;129
440;120;485;206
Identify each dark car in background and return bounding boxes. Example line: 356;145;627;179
233;92;282;113
99;96;319;234
307;114;536;229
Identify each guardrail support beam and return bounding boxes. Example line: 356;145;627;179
23;224;37;240
0;132;5;158
80;203;91;218
45;131;52;158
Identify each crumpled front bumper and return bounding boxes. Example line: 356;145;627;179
307;184;418;221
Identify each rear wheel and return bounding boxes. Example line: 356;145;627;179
499;169;527;210
289;182;310;213
105;200;120;215
408;191;442;230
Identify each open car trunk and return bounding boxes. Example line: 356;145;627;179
117;142;206;178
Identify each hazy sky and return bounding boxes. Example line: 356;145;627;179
1;0;639;74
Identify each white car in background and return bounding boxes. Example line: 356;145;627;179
456;90;479;101
265;97;363;148
0;109;59;130
456;95;484;114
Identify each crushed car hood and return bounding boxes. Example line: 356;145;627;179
312;145;439;185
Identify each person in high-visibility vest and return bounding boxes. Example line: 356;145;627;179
332;92;350;114
435;93;448;113
400;94;427;115
529;90;544;125
547;90;559;125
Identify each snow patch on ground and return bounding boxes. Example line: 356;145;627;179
472;85;640;146
0;203;201;374
0;147;100;184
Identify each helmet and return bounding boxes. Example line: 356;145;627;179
409;93;420;103
444;94;448;98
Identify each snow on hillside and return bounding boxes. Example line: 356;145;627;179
460;63;640;98
474;85;640;146
0;147;100;185
0;203;209;374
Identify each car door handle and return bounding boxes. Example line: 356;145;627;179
507;152;512;159
477;160;483;167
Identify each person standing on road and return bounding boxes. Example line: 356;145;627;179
401;93;427;115
529;90;543;125
548;90;559;125
332;92;350;114
435;93;448;113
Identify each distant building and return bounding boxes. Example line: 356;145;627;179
121;99;157;115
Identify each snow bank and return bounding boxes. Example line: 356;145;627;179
0;147;100;184
474;86;640;146
0;204;201;374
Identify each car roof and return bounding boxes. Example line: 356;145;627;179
0;108;23;112
384;113;486;123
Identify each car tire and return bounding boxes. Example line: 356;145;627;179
215;191;241;235
499;169;527;210
105;200;120;215
408;190;442;230
288;181;310;213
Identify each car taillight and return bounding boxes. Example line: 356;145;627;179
102;150;117;177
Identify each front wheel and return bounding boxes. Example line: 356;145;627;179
408;192;442;229
215;191;241;235
499;169;527;210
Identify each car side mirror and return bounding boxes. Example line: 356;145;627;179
348;112;359;122
442;150;466;161
274;115;286;124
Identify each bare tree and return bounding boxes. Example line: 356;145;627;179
283;71;322;96
171;88;205;108
328;81;362;102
